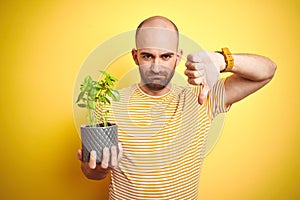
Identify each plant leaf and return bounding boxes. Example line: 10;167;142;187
88;88;98;100
110;89;120;101
76;91;85;103
87;101;95;110
99;70;107;75
84;76;92;84
105;77;113;86
104;96;111;104
110;77;117;82
77;103;86;108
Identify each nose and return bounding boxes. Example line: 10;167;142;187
150;58;161;73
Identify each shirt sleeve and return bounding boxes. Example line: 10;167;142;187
205;78;229;121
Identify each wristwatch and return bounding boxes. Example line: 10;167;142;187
217;47;234;72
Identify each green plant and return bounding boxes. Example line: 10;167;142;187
76;71;120;127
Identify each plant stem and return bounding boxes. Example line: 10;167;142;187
88;106;96;127
103;102;107;127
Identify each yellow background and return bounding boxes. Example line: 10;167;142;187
0;0;299;199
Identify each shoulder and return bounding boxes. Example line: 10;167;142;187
118;84;137;95
172;84;186;93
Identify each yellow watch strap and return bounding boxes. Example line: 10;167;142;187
219;47;234;72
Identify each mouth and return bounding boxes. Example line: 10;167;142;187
148;75;165;79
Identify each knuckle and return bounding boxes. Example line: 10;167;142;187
195;63;204;70
193;71;201;78
111;147;117;159
102;150;109;162
103;147;109;155
190;72;198;78
111;145;116;152
187;54;194;61
185;62;193;69
194;78;202;85
185;60;190;66
184;69;189;76
188;79;196;85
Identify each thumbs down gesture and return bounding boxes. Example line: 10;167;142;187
185;50;224;104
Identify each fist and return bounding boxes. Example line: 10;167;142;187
185;50;222;104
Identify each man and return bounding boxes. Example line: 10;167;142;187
77;16;276;199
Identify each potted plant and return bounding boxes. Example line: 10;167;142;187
76;71;120;163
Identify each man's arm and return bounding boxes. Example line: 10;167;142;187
218;53;277;107
185;50;277;106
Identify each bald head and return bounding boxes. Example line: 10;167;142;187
135;16;179;52
136;16;178;33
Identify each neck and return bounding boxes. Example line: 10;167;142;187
138;82;172;96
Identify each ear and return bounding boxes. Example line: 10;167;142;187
176;49;183;66
131;48;139;66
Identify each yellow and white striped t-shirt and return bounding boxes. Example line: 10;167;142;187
107;79;227;200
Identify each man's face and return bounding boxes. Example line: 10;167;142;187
133;27;182;91
136;48;178;91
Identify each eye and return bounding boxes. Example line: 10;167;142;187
161;54;172;61
142;54;153;61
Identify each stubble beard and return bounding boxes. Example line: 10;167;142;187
139;64;175;91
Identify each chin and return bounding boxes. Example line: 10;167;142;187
145;83;166;91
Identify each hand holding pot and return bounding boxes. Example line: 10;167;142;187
77;142;123;180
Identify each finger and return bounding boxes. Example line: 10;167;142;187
184;68;205;78
185;61;206;71
77;149;83;161
187;51;206;62
101;147;110;169
117;142;123;162
88;150;97;169
187;77;205;86
110;146;117;168
198;83;210;105
185;61;197;70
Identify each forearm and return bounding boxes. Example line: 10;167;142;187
218;53;277;82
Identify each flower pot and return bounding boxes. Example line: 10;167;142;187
80;123;118;164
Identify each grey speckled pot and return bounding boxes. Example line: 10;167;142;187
80;123;118;164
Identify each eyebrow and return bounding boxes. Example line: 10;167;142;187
140;52;175;56
161;52;175;57
140;52;154;56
